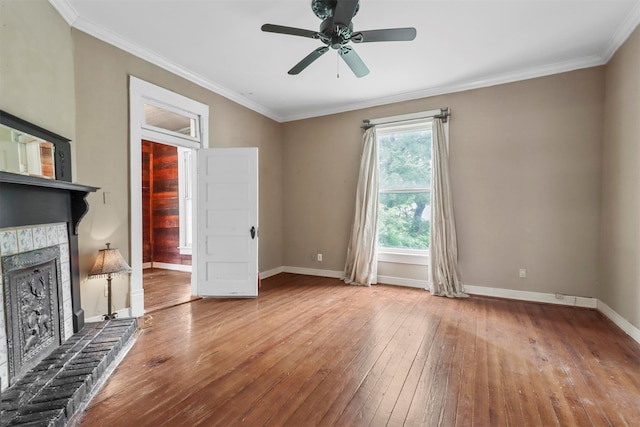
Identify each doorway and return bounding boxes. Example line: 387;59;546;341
142;140;199;312
129;76;209;317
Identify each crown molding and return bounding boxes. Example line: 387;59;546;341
49;0;79;26
279;54;605;122
49;0;639;124
601;1;640;62
48;0;282;122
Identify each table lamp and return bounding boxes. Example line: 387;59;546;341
88;243;132;320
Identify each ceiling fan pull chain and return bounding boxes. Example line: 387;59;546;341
337;52;340;78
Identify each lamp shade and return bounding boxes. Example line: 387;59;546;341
88;243;132;279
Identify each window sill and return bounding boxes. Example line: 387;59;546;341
378;250;429;266
178;246;192;256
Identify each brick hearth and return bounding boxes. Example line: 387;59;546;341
0;318;137;427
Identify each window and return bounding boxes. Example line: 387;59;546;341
177;147;193;255
143;102;200;143
377;119;432;253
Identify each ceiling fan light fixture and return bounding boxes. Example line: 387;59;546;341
311;0;335;20
262;0;415;78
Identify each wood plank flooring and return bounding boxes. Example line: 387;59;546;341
143;268;199;313
80;274;640;426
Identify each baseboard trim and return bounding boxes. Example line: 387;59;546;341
464;284;598;309
85;307;131;323
122;264;640;346
283;266;344;279
260;266;285;279
272;269;639;345
150;262;192;272
597;299;640;344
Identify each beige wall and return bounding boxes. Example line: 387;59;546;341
72;31;284;317
0;0;76;172
600;26;640;329
0;0;284;320
283;67;605;297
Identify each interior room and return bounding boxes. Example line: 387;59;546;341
141;138;195;312
1;0;639;425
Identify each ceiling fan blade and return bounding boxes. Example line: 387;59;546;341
351;28;417;43
339;46;369;78
261;24;319;39
288;46;330;75
332;0;359;27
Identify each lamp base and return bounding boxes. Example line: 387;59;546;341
103;313;118;320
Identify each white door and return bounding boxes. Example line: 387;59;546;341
197;147;258;297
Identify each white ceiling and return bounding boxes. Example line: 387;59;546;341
52;0;640;122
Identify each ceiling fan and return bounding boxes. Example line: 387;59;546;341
261;0;417;78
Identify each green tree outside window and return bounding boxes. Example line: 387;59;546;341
378;126;432;250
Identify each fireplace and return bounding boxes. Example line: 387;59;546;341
0;111;98;392
0;176;97;391
1;230;75;387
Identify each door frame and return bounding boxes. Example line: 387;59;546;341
129;76;209;317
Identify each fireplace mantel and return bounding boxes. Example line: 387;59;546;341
0;171;97;192
0;171;99;331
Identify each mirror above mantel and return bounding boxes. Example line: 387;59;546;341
0;110;72;182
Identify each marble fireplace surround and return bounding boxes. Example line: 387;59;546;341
0;172;98;391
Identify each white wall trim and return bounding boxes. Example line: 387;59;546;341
377;275;428;289
464;284;598;308
282;55;605;122
283;266;344;279
48;0;279;122
150;262;193;272
378;251;429;266
260;266;285;279
48;0;80;26
105;262;640;347
597;299;640;345
601;1;640;62
48;0;640;124
129;76;209;317
85;307;131;323
277;268;640;346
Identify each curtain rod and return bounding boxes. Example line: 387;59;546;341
362;107;450;129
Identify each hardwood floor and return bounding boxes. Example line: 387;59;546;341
80;274;640;426
143;268;199;313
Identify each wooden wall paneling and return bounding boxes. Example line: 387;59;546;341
150;142;191;266
142;140;152;263
40;142;55;179
142;140;192;267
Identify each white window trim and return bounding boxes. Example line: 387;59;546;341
142;99;201;145
376;117;434;266
378;248;429;266
177;147;192;255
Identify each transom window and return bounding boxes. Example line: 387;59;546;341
377;119;432;251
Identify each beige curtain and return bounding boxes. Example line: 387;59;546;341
344;127;378;286
430;118;467;297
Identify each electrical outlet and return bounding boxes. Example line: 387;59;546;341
104;283;109;297
317;253;323;262
519;268;527;279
